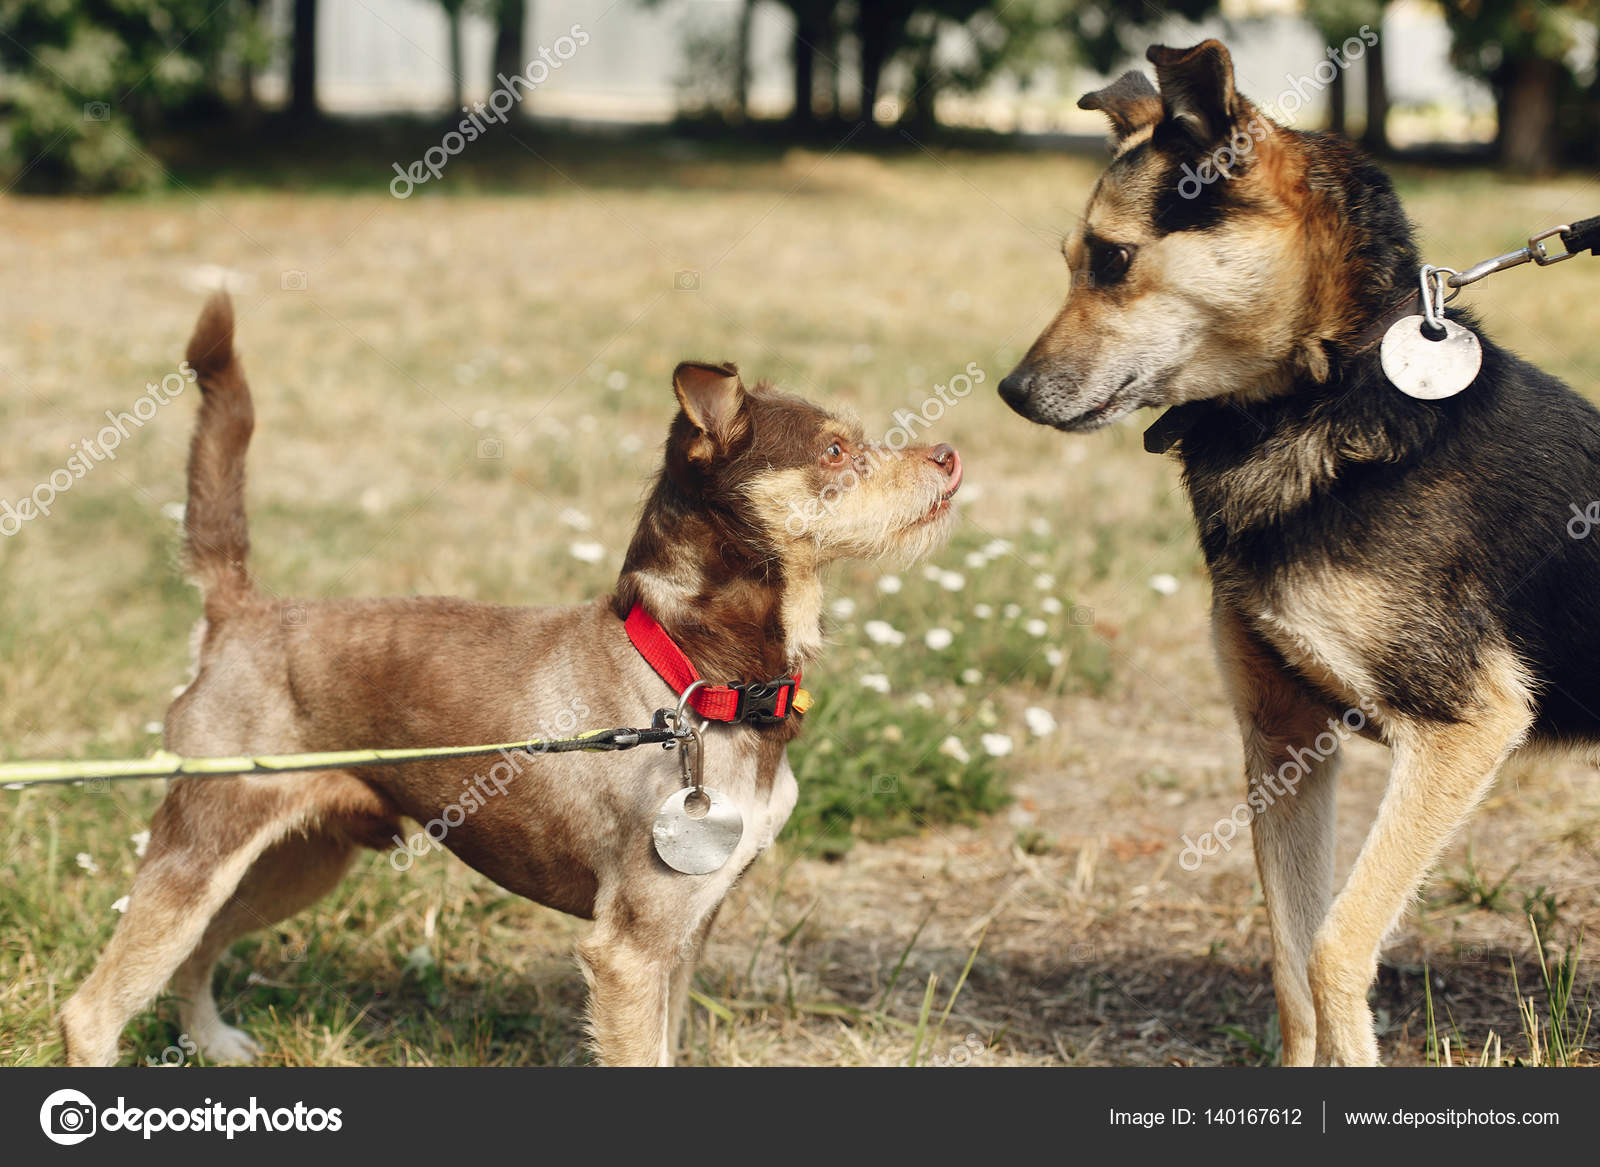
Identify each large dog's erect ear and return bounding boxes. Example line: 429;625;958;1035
1147;40;1239;143
673;360;748;458
1077;71;1162;153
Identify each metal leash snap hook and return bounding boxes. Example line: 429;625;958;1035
652;680;743;874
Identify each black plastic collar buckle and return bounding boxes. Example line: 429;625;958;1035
731;679;795;724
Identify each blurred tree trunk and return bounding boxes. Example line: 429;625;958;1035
447;3;465;111
1361;37;1388;154
791;15;817;125
858;3;892;124
1326;66;1346;136
492;0;527;89
734;0;754;118
239;0;263;119
290;0;318;118
1498;55;1559;171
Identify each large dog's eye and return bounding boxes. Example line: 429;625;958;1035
821;440;848;468
1089;240;1133;286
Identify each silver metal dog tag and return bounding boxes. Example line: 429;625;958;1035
1381;315;1482;400
652;786;743;875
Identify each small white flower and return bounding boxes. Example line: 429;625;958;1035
973;603;993;620
558;507;592;531
1040;596;1063;615
877;575;903;594
143;720;163;735
859;673;891;694
160;501;185;522
1024;706;1058;737
922;564;944;581
130;830;150;858
1025;619;1048;637
960;668;983;685
939;735;971;764
982;538;1014;558
831;597;857;619
1034;573;1055;590
924;627;954;651
911;692;935;709
1028;518;1051;537
76;853;99;874
881;724;904;744
864;620;906;646
964;551;988;569
1045;648;1065;668
1003;603;1021;619
605;370;629;391
1149;573;1181;596
980;733;1014;757
938;571;966;592
569;541;605;564
111;895;130;914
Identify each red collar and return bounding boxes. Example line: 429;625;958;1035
624;603;810;725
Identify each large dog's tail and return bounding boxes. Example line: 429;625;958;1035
181;292;255;616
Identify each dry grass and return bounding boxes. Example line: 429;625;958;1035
1;130;1597;1066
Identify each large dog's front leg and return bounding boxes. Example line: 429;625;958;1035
1213;604;1341;1067
1308;669;1531;1065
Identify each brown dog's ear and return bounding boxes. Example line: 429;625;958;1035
1077;71;1162;154
1147;40;1239;144
672;360;748;459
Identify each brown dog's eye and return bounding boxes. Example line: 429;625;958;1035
822;441;847;467
1089;241;1133;286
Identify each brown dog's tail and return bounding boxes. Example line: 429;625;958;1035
182;292;255;616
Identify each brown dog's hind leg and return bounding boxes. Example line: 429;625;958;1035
1309;657;1532;1066
1214;604;1341;1067
59;782;302;1066
170;828;359;1063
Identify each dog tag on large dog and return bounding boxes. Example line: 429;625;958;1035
653;787;743;875
1381;315;1482;400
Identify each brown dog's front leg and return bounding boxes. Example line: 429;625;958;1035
576;919;675;1067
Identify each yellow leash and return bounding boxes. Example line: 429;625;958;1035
0;724;683;790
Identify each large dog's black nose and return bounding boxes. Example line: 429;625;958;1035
998;371;1030;408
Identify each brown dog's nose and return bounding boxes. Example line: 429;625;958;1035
928;443;962;497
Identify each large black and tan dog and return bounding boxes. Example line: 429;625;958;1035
999;40;1600;1065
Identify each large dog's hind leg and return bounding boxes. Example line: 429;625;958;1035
1309;659;1531;1065
1214;604;1342;1067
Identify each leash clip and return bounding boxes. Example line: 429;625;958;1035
1418;263;1460;332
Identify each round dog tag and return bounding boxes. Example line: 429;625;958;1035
652;787;743;875
1380;315;1482;400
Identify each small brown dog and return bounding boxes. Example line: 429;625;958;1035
61;293;961;1066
